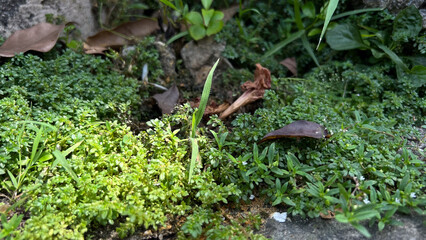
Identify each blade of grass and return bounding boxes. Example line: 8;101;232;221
188;137;199;182
317;0;339;50
167;31;189;45
192;58;220;137
331;8;383;21
262;30;305;59
52;150;79;182
189;58;220;182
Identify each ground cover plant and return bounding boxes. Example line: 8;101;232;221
0;0;425;239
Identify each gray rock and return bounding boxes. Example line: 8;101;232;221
363;0;424;11
258;212;425;240
180;37;227;86
363;0;426;28
154;41;177;81
0;0;98;40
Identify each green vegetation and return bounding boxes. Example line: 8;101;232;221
0;0;424;239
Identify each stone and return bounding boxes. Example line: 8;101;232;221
0;0;98;40
362;0;426;28
258;212;426;240
154;41;177;82
180;36;227;86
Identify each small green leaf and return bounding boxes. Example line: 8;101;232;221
206;20;223;36
352;223;371;238
7;170;18;189
159;0;177;10
189;25;206;41
302;1;316;18
317;0;339;49
211;11;224;22
335;214;349;223
201;0;212;9
283;197;296;206
186;11;203;26
326;23;366;50
202;9;215;26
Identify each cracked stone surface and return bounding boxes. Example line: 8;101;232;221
0;0;98;39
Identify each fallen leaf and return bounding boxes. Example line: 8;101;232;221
320;210;335;219
280;57;297;76
259;120;330;143
219;64;271;119
153;84;179;114
0;23;65;57
84;18;160;54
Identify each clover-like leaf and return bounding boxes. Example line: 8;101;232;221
189;25;206;41
202;9;215;26
186;11;203;26
206;20;224;36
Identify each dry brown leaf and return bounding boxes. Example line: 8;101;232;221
259;120;330;144
280;57;297;76
153;84;179;114
84;18;160;54
220;64;271;119
0;23;65;57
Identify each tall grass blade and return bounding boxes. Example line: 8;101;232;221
192;58;220;136
188;137;199;182
52;150;79;182
301;34;320;67
317;0;339;49
262;30;304;59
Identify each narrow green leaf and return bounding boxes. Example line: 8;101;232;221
335;213;349;223
317;0;339;49
7;170;18;189
52;150;79;182
301;34;320;67
352;223;371;238
246;167;258;176
166;31;189;45
283;197;296;206
159;0;177;10
188;137;199;182
331;8;383;21
193;58;220;128
262;30;305;59
374;41;409;71
30;126;43;162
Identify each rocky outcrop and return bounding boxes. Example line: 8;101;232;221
0;0;98;39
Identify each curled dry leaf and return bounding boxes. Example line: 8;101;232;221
153;84;180;114
259;120;330;143
219;63;271;119
84;18;160;54
280;57;297;76
0;23;65;57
